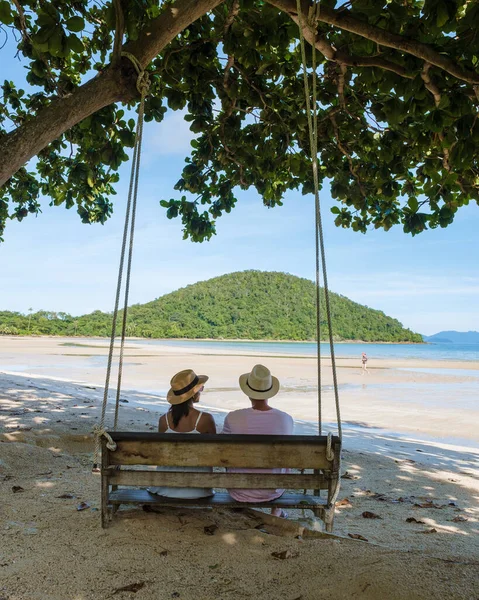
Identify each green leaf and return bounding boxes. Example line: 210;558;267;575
436;2;449;27
66;16;85;32
407;198;418;212
68;34;84;54
47;28;64;56
0;0;14;24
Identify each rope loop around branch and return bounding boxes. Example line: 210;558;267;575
121;51;151;96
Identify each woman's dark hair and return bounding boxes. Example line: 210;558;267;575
170;392;200;428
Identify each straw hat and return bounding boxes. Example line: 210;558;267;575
167;369;208;405
239;364;280;400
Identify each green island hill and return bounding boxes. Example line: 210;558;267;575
0;271;422;343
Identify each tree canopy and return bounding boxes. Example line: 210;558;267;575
0;270;423;342
1;0;478;242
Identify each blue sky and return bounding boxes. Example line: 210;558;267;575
1;40;478;336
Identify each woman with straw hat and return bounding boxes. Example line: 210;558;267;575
148;369;216;499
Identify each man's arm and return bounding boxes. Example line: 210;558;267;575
286;414;294;435
222;414;232;434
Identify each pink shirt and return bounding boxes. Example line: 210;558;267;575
222;407;294;502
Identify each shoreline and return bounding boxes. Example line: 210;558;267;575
6;335;479;366
3;334;427;345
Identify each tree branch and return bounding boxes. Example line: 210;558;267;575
112;0;125;65
223;54;235;92
329;113;366;196
0;0;225;187
421;63;452;171
337;64;347;110
125;0;224;68
267;0;413;79
223;0;240;36
421;63;441;108
267;0;479;84
11;0;28;42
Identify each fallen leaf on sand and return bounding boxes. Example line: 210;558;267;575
406;517;425;524
336;498;352;507
76;502;90;511
56;494;75;499
451;516;468;523
416;528;437;534
348;533;368;542
370;493;395;502
271;550;297;560
12;486;24;493
204;524;218;535
112;582;145;594
414;502;443;509
361;511;381;519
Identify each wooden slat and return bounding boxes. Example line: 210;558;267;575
109;432;339;445
108;439;332;469
108;489;327;508
106;469;328;490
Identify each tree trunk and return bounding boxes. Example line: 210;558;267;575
0;0;224;188
0;68;127;187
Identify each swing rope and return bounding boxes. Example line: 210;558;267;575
92;52;150;468
295;0;342;442
295;0;342;523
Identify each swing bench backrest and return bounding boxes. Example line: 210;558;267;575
101;432;341;530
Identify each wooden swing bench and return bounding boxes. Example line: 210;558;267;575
101;432;341;531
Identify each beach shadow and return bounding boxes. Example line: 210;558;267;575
1;371;478;556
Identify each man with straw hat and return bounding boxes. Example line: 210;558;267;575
222;364;294;515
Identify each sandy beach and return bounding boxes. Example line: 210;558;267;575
1;337;478;599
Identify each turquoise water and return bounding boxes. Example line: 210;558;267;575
141;339;479;362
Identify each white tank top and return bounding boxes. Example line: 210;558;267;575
148;410;214;499
164;411;203;433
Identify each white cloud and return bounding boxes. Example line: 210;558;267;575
144;110;197;158
333;273;479;299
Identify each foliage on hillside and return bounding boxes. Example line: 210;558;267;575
0;271;422;342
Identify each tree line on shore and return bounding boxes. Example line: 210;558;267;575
0;271;422;342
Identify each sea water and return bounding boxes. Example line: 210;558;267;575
141;338;479;362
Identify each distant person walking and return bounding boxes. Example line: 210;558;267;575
361;352;369;374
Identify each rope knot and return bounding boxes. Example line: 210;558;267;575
93;425;117;451
121;51;150;96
